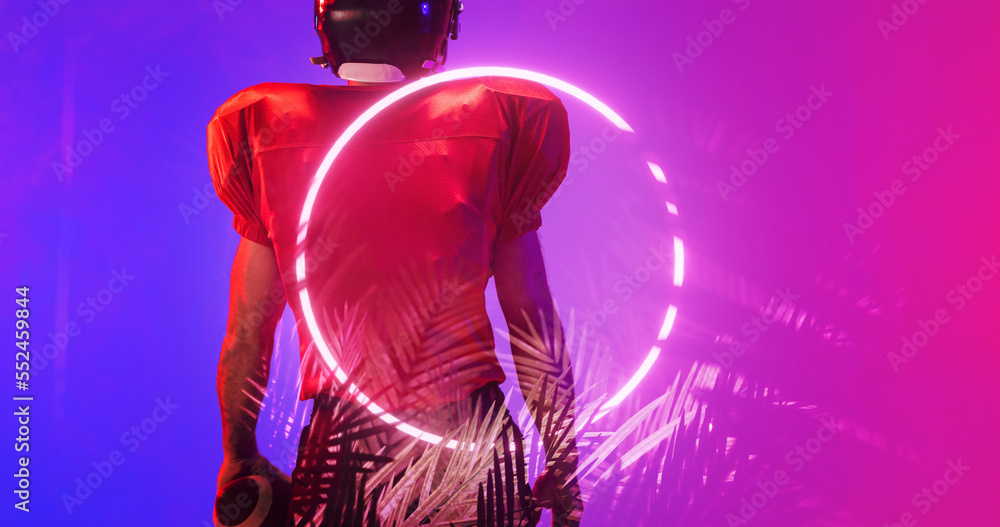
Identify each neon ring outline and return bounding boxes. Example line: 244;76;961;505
296;66;684;447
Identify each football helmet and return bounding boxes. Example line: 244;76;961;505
312;0;463;80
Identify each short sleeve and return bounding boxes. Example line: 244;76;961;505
207;113;272;247
495;97;570;247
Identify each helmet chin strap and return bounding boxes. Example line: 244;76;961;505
337;63;406;83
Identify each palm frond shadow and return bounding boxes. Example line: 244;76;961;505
302;265;877;526
306;386;532;527
573;362;858;526
302;259;542;526
496;307;866;526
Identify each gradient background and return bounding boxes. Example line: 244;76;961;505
1;0;998;525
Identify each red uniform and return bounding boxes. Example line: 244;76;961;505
207;77;570;413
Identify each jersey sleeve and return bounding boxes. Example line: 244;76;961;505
495;97;571;247
206;111;272;247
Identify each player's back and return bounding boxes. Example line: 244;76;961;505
208;76;570;412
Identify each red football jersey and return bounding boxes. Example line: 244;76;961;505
207;77;569;412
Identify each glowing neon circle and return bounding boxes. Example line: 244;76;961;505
296;66;680;447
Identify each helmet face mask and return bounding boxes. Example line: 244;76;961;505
314;0;463;80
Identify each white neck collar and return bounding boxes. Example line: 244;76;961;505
337;63;406;84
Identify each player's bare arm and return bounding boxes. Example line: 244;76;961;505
494;231;583;526
215;237;291;495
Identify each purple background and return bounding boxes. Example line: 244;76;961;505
2;0;998;525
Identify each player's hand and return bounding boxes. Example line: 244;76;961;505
216;452;293;512
531;466;583;527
